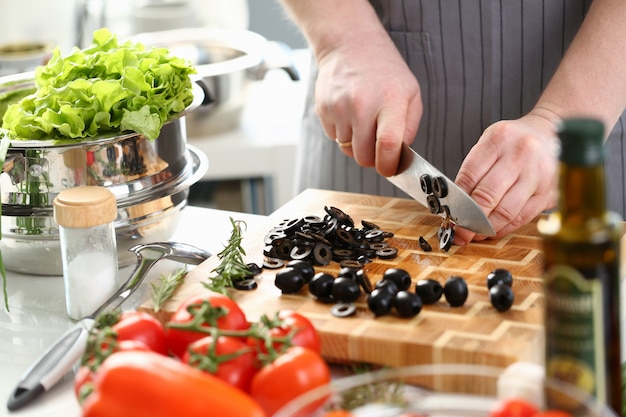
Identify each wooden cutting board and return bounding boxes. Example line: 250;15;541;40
156;188;606;370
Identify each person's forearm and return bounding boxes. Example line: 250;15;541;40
534;0;626;133
278;0;388;62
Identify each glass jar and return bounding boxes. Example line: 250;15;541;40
53;186;120;320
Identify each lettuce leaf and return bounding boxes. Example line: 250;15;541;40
2;28;196;141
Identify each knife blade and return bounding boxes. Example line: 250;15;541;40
6;241;211;412
387;144;495;236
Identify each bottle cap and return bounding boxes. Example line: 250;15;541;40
53;186;117;228
557;118;605;166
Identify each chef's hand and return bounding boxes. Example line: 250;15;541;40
453;112;561;245
314;32;423;177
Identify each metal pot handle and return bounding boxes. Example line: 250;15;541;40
253;41;301;81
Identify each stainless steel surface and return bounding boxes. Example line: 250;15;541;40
387;144;495;236
0;71;209;274
130;28;300;135
6;241;211;411
1;146;208;275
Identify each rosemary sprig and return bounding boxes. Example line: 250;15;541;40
0;131;10;311
150;265;188;313
204;217;252;295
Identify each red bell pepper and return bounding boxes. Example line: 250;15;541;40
81;350;267;417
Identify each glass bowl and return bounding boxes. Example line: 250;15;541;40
272;363;618;417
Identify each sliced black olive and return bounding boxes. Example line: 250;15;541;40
313;242;332;265
367;288;394;317
356;255;372;264
331;303;356;318
418;236;432;252
274;267;305;294
281;217;305;234
232;278;258;291
286;260;316;283
332;277;362;303
364;229;385;242
415;279;443;304
290;244;313;260
394;291;423;318
427;195;442;214
308;272;335;299
374;279;399;297
420;174;432;194
246;262;263;276
263;257;284;269
439;227;455;252
375;247;398;259
382;268;412;291
486;268;513;289
432;176;448;198
489;282;514;312
361;220;380;230
443;276;468;307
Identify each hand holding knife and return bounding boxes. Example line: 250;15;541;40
387;144;495;249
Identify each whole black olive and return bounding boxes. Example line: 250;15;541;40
286;260;316;283
332;277;362;303
394;291;423;318
415;279;443;304
489;282;514;312
367;288;394;317
354;269;372;294
374;279;399;297
443;276;468;307
274;267;305;294
382;268;412;291
308;272;335;299
486;268;513;289
338;266;360;280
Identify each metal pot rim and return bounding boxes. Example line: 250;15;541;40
129;28;268;78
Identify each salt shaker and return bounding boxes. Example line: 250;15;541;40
53;186;120;320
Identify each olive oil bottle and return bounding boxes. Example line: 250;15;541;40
538;118;623;414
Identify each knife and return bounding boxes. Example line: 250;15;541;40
387;144;495;237
6;241;211;411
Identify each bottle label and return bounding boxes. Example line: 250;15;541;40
544;264;606;406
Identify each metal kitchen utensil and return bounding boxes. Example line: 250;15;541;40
6;241;211;411
387;144;495;237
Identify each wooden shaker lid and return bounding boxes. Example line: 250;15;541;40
53;186;117;228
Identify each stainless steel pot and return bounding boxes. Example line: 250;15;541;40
130;28;300;136
0;72;209;275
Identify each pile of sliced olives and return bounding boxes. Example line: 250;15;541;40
263;206;398;267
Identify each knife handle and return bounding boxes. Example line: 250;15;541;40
6;318;94;411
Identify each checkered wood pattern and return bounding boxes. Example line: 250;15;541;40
162;189;568;370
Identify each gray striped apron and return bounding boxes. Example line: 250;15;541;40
294;0;626;218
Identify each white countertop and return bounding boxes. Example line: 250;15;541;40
0;205;266;417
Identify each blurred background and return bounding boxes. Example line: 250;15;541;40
0;0;309;214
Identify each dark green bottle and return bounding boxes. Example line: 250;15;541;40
538;118;623;414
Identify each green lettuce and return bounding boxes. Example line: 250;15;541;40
2;28;196;141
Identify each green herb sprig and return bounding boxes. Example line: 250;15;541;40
204;217;252;295
150;266;188;313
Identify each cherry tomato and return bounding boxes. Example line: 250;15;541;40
182;335;258;393
250;346;331;417
113;310;168;355
166;293;249;358
249;310;321;356
489;397;539;417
